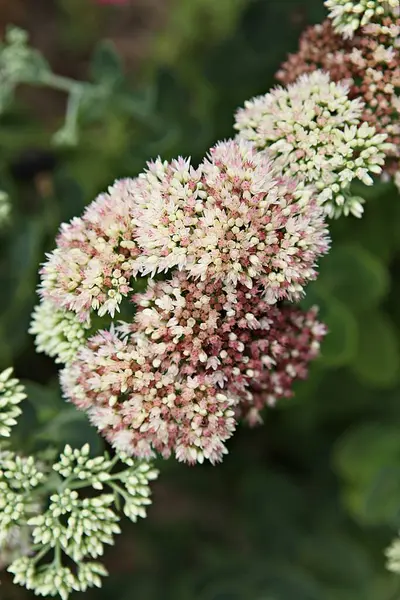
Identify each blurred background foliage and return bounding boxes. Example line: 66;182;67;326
1;0;400;598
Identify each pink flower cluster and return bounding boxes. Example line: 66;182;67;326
40;179;141;321
39;139;329;465
276;16;400;175
40;141;329;321
134;141;328;303
61;274;326;464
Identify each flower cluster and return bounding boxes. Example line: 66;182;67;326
0;367;26;438
276;16;400;175
237;305;326;425
39;178;141;321
60;323;238;465
235;71;391;217
35;138;329;466
8;446;157;600
14;1;400;595
0;451;44;545
29;300;91;365
1;441;158;599
0;369;158;599
60;272;326;464
386;535;400;573
40;141;328;321
325;0;399;38
133;141;328;298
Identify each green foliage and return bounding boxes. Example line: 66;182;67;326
334;423;400;523
154;0;248;66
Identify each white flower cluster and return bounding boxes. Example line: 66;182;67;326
0;451;44;544
0;191;10;226
9;558;108;599
0;367;26;438
325;0;400;38
386;536;400;573
235;71;393;218
29;300;90;365
0;371;158;599
29;489;120;562
3;443;158;599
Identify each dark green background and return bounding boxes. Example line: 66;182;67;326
2;1;400;598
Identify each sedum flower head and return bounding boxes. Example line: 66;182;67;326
0;367;26;438
9;558;109;599
29;300;91;365
235;71;392;218
127;274;276;387
61;333;237;465
237;305;326;425
61;274;326;465
325;0;399;38
52;443;113;490
52;444;158;522
276;18;400;176
134;139;329;301
39;179;141;321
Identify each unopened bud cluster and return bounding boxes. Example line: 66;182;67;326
0;377;158;599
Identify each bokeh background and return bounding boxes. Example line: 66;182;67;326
1;0;400;598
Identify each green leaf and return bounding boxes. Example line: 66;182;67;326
351;312;400;388
364;466;400;525
53;172;85;223
319;299;358;367
22;379;66;424
334;422;400;487
344;182;400;261
334;423;400;523
314;243;389;311
36;405;103;454
300;531;373;587
20;379;103;454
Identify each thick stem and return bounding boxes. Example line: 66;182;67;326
36;71;91;96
